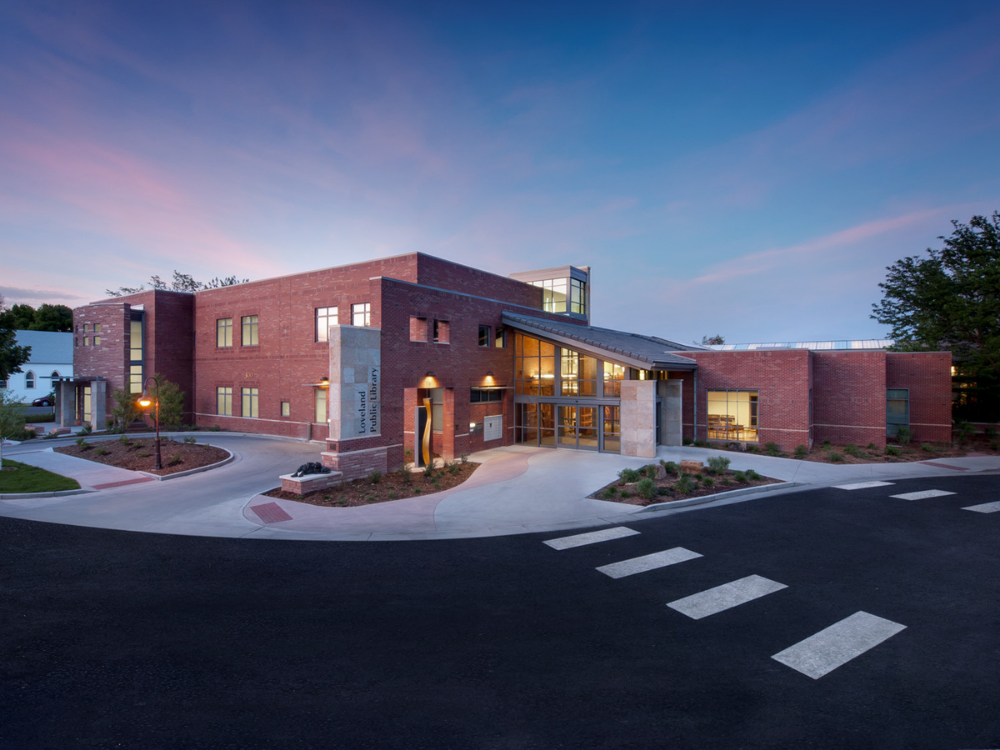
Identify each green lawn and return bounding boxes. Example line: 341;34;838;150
0;460;81;493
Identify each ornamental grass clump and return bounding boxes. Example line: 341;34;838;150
844;444;862;458
635;477;658;500
707;456;731;474
885;445;901;457
618;467;642;484
676;473;694;495
827;450;845;462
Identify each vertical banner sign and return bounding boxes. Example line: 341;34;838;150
354;366;380;436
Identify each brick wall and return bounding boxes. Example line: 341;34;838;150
886;351;952;443
681;351;812;452
416;253;543;310
812;351;887;447
72;303;130;410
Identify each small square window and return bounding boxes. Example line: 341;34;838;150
351;303;371;327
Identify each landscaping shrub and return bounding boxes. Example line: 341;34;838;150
733;470;747;483
827;450;845;462
460;452;469;464
75;437;91;450
682;436;693;446
764;441;782;456
370;471;382;484
885;445;900;456
956;420;974;445
702;476;715;488
745;444;759;453
745;469;761;481
635;477;657;500
676;474;694;494
644;464;658;479
602;486;618;500
921;443;934;452
94;447;108;456
867;443;878;450
183;436;197;445
80;424;92;435
822;440;831;450
707;456;731;474
794;444;808;459
618;467;642;484
109;386;142;433
399;466;412;484
896;426;912;445
448;462;461;476
30;413;55;423
168;453;182;466
693;440;709;448
660;460;679;476
844;444;862;458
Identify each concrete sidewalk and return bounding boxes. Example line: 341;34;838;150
3;434;999;541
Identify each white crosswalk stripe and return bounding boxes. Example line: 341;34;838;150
890;489;956;501
962;500;1000;514
667;575;787;620
543;526;639;550
771;611;906;679
833;481;895;490
596;547;702;579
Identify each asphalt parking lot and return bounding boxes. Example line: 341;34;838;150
1;474;998;749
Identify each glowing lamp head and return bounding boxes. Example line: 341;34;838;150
137;390;152;408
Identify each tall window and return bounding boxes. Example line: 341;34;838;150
315;388;327;423
316;307;338;342
241;315;258;346
216;386;233;416
570;278;587;315
707;390;759;442
242;387;259;418
433;319;450;344
478;325;491;347
561;351;597;396
25;370;35;389
217;318;233;347
495;328;507;348
351;303;370;327
130;318;144;393
515;334;555;395
93;323;102;346
603;362;625;397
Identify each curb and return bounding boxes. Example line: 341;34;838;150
138;448;236;481
633;481;805;513
0;488;90;500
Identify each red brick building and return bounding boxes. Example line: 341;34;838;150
65;252;951;478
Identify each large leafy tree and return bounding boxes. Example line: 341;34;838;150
872;212;1000;401
0;295;32;382
29;304;73;332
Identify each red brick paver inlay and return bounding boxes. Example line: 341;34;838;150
250;502;293;524
921;461;969;471
92;477;156;490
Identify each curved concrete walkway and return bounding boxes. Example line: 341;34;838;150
2;433;999;541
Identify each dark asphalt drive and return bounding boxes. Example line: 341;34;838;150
1;475;998;749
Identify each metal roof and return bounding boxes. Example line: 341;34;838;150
14;330;73;365
502;312;698;370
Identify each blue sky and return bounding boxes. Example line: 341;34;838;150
1;0;998;344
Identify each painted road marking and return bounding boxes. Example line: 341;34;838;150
667;575;788;620
833;481;895;490
890;489;956;501
544;527;640;550
596;547;702;579
962;500;1000;514
772;611;906;679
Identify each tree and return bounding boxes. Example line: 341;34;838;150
105;271;249;298
141;374;186;430
701;335;725;346
0;303;36;331
0;295;32;382
29;304;73;332
0;388;27;470
872;212;1000;415
109;386;143;433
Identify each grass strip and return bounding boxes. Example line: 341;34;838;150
0;460;81;493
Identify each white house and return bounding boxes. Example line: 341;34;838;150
0;330;73;403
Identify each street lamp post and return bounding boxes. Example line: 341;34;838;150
136;377;162;470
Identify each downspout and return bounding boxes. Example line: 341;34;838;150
693;369;698;444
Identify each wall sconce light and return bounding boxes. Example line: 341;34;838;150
426;371;436;378
486;371;494;378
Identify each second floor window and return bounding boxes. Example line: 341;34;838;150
242;315;258;346
217;318;233;347
316;307;338;342
478;325;491;347
352;303;370;327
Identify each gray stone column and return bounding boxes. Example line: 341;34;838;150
91;380;107;432
658;379;683;446
327;325;382;441
620;380;657;458
56;381;76;428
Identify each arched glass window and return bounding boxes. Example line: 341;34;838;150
51;370;60;379
25;370;36;389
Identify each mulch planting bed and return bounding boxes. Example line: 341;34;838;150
591;460;781;507
710;436;1000;464
265;461;479;507
55;437;230;476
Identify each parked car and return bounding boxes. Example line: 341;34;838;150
32;396;55;407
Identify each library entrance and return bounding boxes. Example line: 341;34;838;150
514;403;621;453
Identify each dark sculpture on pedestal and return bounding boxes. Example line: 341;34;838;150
291;461;330;477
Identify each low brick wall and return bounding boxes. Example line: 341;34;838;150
280;471;342;496
320;446;388;482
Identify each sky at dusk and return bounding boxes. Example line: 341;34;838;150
1;0;998;344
